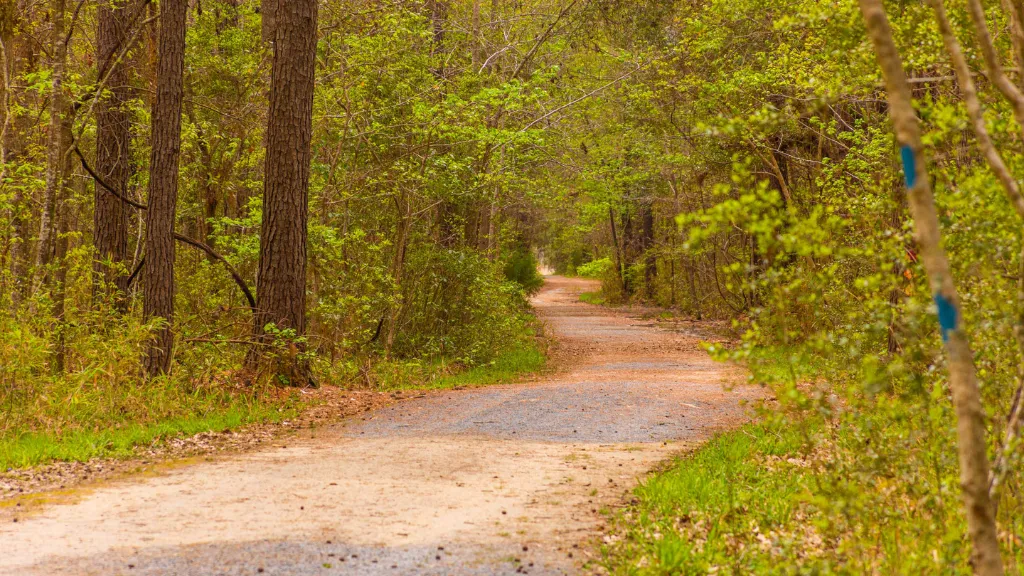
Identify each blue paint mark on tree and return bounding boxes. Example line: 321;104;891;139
934;293;959;342
900;145;917;188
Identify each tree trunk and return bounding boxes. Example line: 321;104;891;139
53;129;77;373
261;0;276;44
1;5;27;302
859;2;1004;573
608;206;625;294
640;199;655;301
248;0;318;384
33;0;67;290
142;0;188;376
384;192;411;357
94;0;133;306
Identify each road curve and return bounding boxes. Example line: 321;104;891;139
0;276;759;576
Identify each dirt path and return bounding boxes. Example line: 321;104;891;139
0;277;760;576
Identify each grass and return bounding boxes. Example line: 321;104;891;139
433;344;545;389
579;291;608;305
0;393;296;470
602;345;1024;573
369;340;546;391
601;419;819;575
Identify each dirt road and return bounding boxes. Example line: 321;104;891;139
0;277;759;575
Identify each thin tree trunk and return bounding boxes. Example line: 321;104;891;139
931;0;1024;508
965;0;1024;142
143;0;188;376
384;192;411;357
248;0;318;384
1001;0;1024;90
859;2;1004;573
0;15;23;301
640;199;655;301
94;0;133;306
53;136;77;373
609;206;625;294
931;0;1024;217
33;0;68;290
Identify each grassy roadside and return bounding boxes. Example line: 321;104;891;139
579;291;608;306
367;335;546;392
0;399;294;470
601;419;816;574
600;346;1024;574
0;339;547;471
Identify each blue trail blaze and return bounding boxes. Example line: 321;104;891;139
901;145;917;188
933;293;959;342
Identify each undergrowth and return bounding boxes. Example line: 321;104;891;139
602;346;1024;574
1;319;547;471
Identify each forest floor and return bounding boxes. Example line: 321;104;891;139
0;276;762;576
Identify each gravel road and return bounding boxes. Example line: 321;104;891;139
0;276;760;576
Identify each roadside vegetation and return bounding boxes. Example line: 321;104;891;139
2;0;555;469
604;347;1024;573
3;0;1024;570
542;0;1024;571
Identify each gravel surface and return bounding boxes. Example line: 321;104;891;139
0;276;762;576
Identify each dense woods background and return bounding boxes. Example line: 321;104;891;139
2;0;1024;571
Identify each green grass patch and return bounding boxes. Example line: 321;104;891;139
433;344;545;389
603;344;1024;573
0;395;296;470
602;420;819;575
1;327;546;471
579;291;607;306
369;340;546;391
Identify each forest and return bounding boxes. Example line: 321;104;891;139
1;0;1024;573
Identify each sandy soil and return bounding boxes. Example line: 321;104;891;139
0;276;762;576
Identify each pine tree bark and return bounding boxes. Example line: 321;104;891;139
260;0;276;44
248;0;317;383
143;0;187;376
94;0;133;305
859;1;1004;573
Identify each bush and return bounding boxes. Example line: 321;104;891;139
504;249;545;295
391;246;533;365
577;257;613;279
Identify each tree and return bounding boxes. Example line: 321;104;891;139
143;0;188;375
248;0;318;383
33;0;68;290
94;0;134;304
858;0;1003;572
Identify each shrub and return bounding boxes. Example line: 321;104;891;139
577;257;613;279
504;249;545;295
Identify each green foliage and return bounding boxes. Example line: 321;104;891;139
541;0;1024;568
0;292;293;468
504;249;545;295
393;247;532;365
577;257;613;279
2;0;572;465
606;346;1023;572
370;338;545;392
